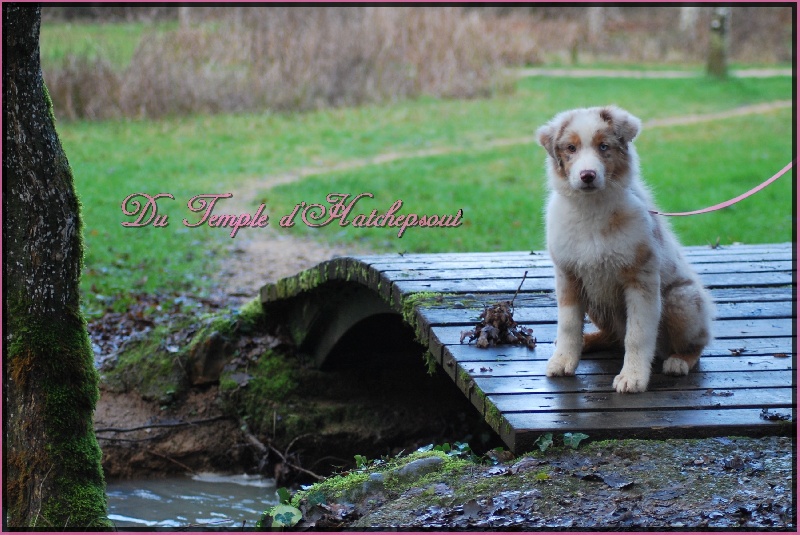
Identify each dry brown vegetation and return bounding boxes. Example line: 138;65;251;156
47;7;507;120
44;6;792;120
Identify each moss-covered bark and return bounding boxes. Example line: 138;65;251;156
3;5;109;527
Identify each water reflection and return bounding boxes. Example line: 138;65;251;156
106;472;278;529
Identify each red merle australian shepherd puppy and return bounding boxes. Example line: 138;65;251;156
536;106;714;393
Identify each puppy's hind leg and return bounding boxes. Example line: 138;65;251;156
663;350;702;376
660;278;712;377
583;329;620;353
547;268;585;377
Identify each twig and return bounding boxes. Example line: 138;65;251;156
95;434;164;443
237;417;267;455
309;455;352;470
148;450;197;474
94;416;226;434
284;433;314;457
266;442;324;481
511;270;528;307
237;416;323;481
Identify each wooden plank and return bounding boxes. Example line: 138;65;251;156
350;243;791;266
680;242;792;253
360;243;793;266
392;271;791;295
490;387;794;413
445;338;793;364
364;254;791;274
376;260;792;284
410;288;792;310
501;408;795;451
710;287;793;303
472;370;793;395
417;300;793;327
430;317;793;347
458;355;793;378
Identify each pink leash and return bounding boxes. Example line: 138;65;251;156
650;161;794;217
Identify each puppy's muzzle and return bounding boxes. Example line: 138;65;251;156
580;170;597;184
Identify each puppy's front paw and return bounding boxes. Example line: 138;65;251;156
613;367;650;393
546;351;580;377
662;356;690;376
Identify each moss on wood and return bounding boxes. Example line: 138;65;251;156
7;304;110;527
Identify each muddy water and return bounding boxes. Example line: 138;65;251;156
106;473;278;529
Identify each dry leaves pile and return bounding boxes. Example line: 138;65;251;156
460;301;536;349
459;272;536;349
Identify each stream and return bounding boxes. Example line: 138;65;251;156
106;473;278;529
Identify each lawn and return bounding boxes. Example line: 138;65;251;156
40;20;177;70
56;73;793;312
264;106;793;252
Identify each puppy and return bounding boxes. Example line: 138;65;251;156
536;106;713;393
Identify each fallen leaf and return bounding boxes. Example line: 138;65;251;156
574;470;634;489
463;499;482;519
510;457;543;474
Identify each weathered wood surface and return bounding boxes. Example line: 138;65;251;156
261;242;795;453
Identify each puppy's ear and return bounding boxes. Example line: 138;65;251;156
536;124;557;160
602;106;642;144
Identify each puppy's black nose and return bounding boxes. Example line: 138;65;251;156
580;170;596;184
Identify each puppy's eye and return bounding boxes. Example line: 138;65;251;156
567;144;577;153
599;143;609;151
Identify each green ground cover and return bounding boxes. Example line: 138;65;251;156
56;72;793;311
40;21;176;70
265;106;792;252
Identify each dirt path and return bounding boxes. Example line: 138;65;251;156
513;67;793;79
217;98;791;304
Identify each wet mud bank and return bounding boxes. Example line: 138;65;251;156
93;298;502;482
281;436;796;529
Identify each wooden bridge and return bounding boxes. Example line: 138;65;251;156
261;242;795;453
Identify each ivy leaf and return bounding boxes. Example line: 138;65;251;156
452;441;473;457
533;432;553;452
434;443;451;454
270;504;302;528
563;432;589;449
277;487;292;505
306;490;326;507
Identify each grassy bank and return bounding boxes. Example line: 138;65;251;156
58;74;793;311
264;105;792;252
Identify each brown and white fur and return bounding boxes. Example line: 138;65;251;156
536;105;713;393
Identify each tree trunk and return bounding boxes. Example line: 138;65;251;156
178;5;191;28
707;6;730;78
679;6;700;37
3;5;110;528
587;6;604;36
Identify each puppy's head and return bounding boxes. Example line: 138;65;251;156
537;106;641;195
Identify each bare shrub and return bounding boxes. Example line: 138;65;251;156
45;55;121;120
46;7;505;119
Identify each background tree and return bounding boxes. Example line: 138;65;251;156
707;6;730;78
3;5;110;527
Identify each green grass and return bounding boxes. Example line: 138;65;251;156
265;107;793;252
537;60;793;72
40;21;176;70
639;110;794;245
57;74;793;311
